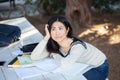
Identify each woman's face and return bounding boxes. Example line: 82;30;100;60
50;21;69;43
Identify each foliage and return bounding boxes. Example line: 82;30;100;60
38;0;66;15
24;0;66;15
24;0;119;15
92;0;120;12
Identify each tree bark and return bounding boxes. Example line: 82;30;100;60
66;0;92;28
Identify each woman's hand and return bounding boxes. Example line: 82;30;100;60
44;24;50;41
49;53;54;57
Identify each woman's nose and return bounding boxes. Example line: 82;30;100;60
55;30;60;35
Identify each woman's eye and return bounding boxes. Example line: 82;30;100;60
51;28;55;31
59;27;63;30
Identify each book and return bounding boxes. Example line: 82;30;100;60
13;58;92;80
14;67;49;79
14;58;59;79
8;54;35;68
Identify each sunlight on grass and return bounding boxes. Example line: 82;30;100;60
108;25;120;44
109;34;120;44
78;24;109;38
78;23;120;44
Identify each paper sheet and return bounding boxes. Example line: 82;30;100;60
17;56;34;65
14;67;49;79
34;58;59;71
12;50;23;55
14;57;92;80
12;50;31;56
14;58;92;79
14;58;59;79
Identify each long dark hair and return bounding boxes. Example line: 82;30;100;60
46;16;73;54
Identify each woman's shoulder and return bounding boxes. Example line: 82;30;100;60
71;37;87;49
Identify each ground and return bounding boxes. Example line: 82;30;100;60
0;12;120;80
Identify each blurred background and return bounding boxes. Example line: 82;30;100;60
0;0;120;80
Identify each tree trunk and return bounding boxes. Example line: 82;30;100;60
66;0;92;28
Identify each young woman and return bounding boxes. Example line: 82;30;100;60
31;16;109;80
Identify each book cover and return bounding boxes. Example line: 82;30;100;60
8;54;35;68
8;56;20;67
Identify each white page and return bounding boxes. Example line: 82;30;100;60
12;50;23;55
34;58;59;71
12;50;31;56
14;67;49;79
14;58;92;79
14;58;59;79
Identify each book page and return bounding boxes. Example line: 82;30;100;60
14;67;49;79
14;58;58;79
17;56;34;65
33;58;59;71
8;54;35;68
14;58;92;79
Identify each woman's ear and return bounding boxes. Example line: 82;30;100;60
67;27;69;33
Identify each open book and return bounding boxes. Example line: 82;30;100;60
14;58;92;79
14;58;59;79
8;54;35;67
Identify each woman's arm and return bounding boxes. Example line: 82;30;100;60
30;39;49;60
31;24;50;60
53;44;86;68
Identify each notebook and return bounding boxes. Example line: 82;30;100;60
8;54;35;68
